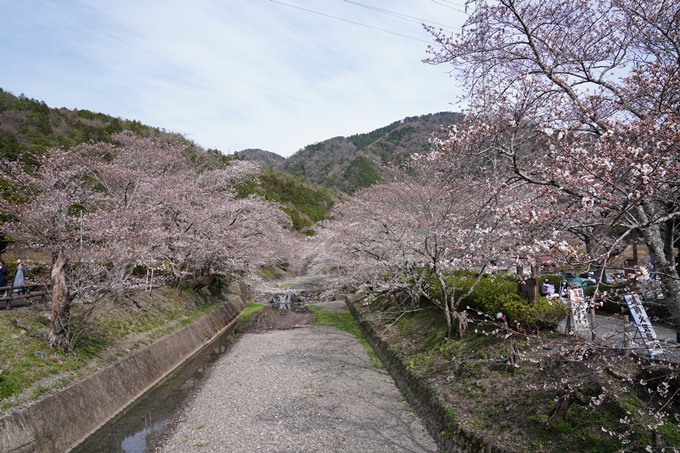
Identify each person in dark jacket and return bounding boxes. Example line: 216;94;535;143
0;260;7;297
541;278;555;296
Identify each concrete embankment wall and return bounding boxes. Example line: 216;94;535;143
346;298;512;453
0;295;246;453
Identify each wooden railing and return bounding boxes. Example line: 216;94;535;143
0;283;51;310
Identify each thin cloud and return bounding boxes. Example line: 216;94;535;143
0;0;467;156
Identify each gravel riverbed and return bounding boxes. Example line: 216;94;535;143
156;325;438;453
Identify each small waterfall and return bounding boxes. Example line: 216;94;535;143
274;293;294;310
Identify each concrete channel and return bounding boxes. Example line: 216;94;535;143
0;295;246;453
71;312;243;453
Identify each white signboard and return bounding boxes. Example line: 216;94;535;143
569;288;590;334
623;294;665;359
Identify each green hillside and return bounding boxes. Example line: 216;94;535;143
280;111;464;194
235;169;339;235
0;88;335;236
0;89;192;164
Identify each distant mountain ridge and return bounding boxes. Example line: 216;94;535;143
0;88;336;236
233;148;286;168
234;111;463;194
0;88;200;163
1;86;462;199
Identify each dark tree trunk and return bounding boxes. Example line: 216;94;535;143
450;310;468;340
48;251;71;350
583;237;605;283
638;208;680;340
506;339;520;372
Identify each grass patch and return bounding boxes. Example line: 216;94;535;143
238;302;266;323
0;284;231;411
353;294;676;453
258;266;290;281
308;305;382;369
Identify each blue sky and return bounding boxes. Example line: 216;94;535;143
0;0;469;157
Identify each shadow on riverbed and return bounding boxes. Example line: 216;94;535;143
71;307;319;453
72;323;239;453
240;307;315;334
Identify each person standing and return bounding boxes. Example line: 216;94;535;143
13;259;26;295
0;260;7;297
541;278;555;296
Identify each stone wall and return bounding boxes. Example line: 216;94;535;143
0;294;246;453
346;298;512;453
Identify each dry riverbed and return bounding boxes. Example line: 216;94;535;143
156;305;439;453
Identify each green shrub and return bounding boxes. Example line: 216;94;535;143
503;296;567;331
0;372;20;399
425;270;567;332
447;272;520;314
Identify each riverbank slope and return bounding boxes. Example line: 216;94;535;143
0;279;246;452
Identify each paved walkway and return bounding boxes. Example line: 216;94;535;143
157;325;438;453
560;313;680;362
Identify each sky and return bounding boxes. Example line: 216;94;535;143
0;0;471;157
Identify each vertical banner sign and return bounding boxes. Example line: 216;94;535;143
569;288;589;334
623;294;665;359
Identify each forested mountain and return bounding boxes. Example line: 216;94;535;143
0;88;335;236
233;148;286;168
285;111;464;194
0;88;194;164
236;111;463;194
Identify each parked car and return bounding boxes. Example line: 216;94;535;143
579;271;597;285
579;271;595;279
607;271;626;284
581;274;599;289
561;272;584;288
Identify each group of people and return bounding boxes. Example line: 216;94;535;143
0;259;27;298
541;278;578;301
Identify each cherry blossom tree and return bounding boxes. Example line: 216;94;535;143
0;147;100;348
426;0;680;336
317;163;510;338
1;132;291;349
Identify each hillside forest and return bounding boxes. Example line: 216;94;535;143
1;1;680;451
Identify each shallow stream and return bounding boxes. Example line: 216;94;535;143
72;323;238;453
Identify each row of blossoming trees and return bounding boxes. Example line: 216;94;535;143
0;132;293;350
313;0;680;340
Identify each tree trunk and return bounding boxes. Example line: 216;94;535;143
436;272;454;338
436;270;455;338
584;237;605;284
48;251;71;350
444;302;453;338
638;209;680;340
506;339;520;372
450;310;468;340
545;385;588;428
531;264;539;303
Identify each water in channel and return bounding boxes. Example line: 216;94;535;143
72;323;238;453
274;293;294;310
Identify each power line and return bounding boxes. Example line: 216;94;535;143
431;0;468;15
269;0;434;44
342;0;459;32
443;0;470;8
